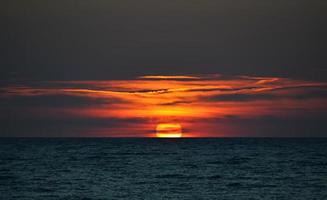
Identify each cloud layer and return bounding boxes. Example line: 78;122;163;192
1;74;327;137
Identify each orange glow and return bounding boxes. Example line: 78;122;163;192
156;123;182;138
1;74;327;137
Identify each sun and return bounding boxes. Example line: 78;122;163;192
156;123;182;138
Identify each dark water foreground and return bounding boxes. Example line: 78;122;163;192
0;138;326;200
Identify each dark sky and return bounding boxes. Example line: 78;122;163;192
1;1;327;137
1;0;327;81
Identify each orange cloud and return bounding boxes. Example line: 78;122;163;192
1;74;327;137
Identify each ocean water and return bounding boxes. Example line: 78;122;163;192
0;138;326;200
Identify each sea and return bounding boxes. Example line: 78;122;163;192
0;138;326;200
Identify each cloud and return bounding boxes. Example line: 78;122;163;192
1;74;326;137
204;93;276;102
158;100;194;106
0;115;149;137
0;94;109;108
190;115;327;137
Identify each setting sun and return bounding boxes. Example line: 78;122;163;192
156;123;182;138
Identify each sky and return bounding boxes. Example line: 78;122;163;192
1;0;327;137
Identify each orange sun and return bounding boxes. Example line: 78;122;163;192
156;123;182;138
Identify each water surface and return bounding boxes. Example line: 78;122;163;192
0;138;326;199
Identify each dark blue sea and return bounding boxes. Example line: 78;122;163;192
0;138;326;200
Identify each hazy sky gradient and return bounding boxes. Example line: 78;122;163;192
1;0;326;81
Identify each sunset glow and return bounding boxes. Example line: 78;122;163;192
1;74;326;137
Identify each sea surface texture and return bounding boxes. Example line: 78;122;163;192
0;138;326;200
